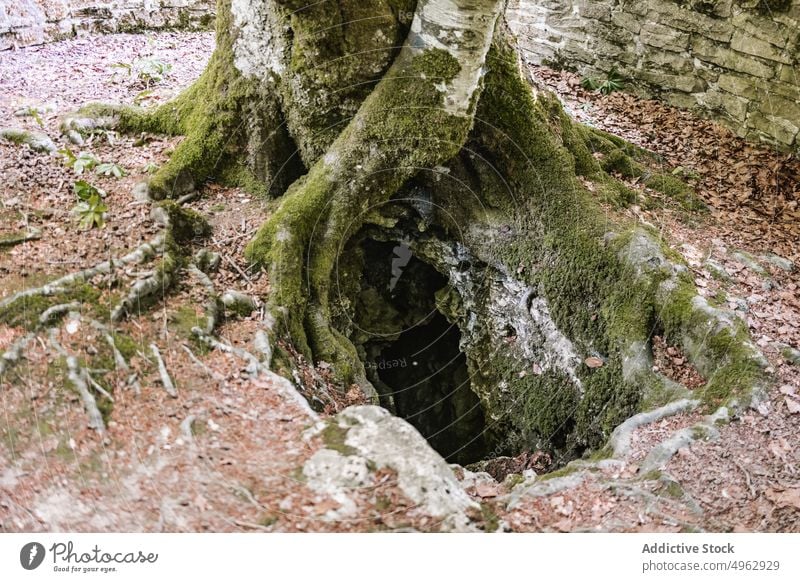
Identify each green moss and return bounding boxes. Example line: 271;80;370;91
538;462;582;481
413;48;461;81
321;422;357;456
601;149;644;178
156;200;211;242
660;276;767;406
0;283;103;330
480;503;500;532
644;174;706;212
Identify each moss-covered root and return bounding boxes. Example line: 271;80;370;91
247;3;503;387
110;202;210;322
618;229;771;410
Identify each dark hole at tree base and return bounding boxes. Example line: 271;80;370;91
356;238;489;465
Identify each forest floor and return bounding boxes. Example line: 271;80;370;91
0;31;798;532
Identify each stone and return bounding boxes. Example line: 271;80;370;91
731;250;767;275
747;113;799;146
759;252;794;272
640;22;690;51
730;30;794;64
692;38;776;79
0;127;56;153
303;406;479;530
717;73;760;99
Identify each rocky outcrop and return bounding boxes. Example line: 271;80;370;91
0;0;215;50
303;406;480;531
507;0;800;152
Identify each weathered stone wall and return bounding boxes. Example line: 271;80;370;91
507;0;800;152
0;0;215;50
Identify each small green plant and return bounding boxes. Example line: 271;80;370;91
96;162;127;178
136;59;172;85
142;162;160;174
133;89;155;105
112;58;172;87
71;181;108;229
59;148;99;174
581;67;626;95
16;105;49;127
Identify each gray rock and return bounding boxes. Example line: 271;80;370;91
731;250;767;275
704;258;731;281
0;127;56;153
774;343;800;366
303;406;478;530
760;253;794;272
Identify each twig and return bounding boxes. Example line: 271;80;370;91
212;237;254;285
734;461;757;500
149;344;177;398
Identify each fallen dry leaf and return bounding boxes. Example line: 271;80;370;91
765;488;800;511
785;397;800;414
585;356;604;368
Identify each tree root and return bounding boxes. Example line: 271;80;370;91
0;231;165;313
181;343;226;382
608;399;700;458
0;333;36;378
49;330;106;434
186;263;219;335
149;343;177;398
0;227;41;248
89;319;141;395
39;302;81;326
191;327;316;419
110;245;179;322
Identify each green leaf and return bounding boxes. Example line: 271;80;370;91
96;162;126;178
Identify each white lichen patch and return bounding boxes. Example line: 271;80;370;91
409;0;503;114
231;0;286;79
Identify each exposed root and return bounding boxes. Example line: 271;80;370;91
0;332;36;378
0;227;41;248
220;290;260;315
638;407;729;474
0;231;165;312
191;327;317;419
39;302;81;326
49;331;106;434
149;343;177;398
181;343;225;382
187;263;219;335
110;244;179;322
89;319;141;394
180;414;196;443
609;399;700;458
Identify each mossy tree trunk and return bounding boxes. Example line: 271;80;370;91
71;0;770;457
